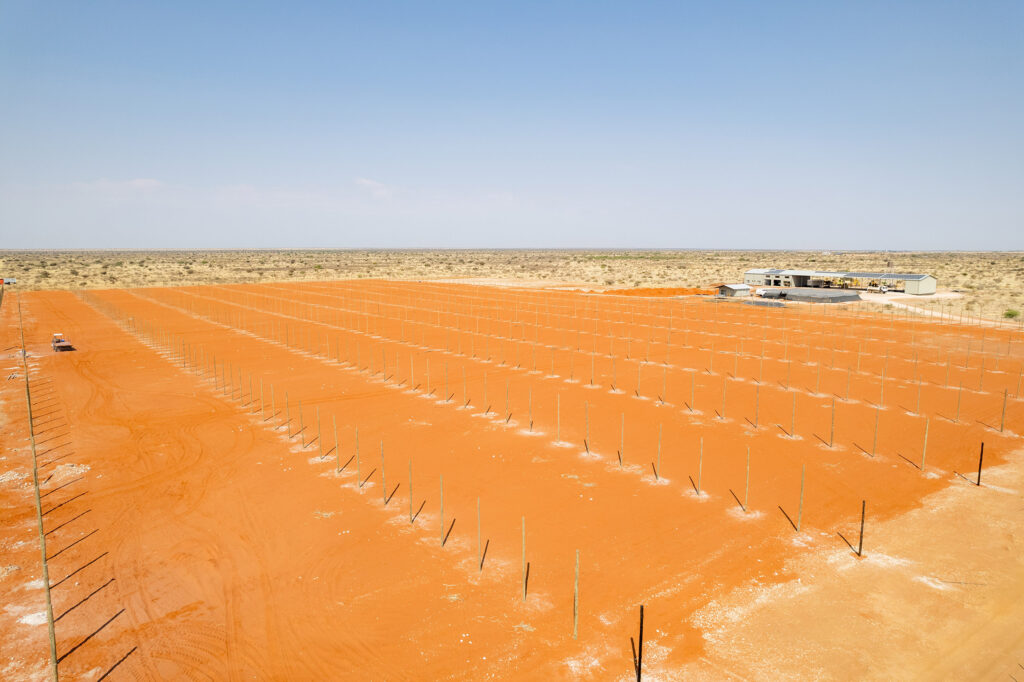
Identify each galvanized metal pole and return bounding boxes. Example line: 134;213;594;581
522;516;527;601
797;464;805;532
573;549;580;639
921;417;930;472
743;446;750;512
697;437;704;495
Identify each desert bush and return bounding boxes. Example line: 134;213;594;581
1005;309;1020;319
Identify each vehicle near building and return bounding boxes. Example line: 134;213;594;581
744;268;935;294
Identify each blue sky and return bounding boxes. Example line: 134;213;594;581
1;1;1021;249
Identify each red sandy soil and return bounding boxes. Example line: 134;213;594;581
1;281;1022;680
601;287;716;297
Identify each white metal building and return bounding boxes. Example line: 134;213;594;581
903;275;938;295
743;269;936;295
716;283;750;297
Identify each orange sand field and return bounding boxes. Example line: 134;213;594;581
2;281;1022;680
601;287;716;297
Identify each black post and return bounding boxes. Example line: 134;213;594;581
857;500;865;557
630;604;644;681
977;442;984;486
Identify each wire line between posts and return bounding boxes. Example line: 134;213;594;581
18;296;60;682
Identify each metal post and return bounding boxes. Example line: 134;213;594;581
619;413;625;466
857;500;866;557
872;406;880;456
743;446;750;512
797;464;805;532
1000;389;1008;432
977;442;984;485
752;382;761;429
920;417;930;472
656;424;662;477
790;392;796;438
955;381;963;423
830;397;835;448
573;549;580;639
697;437;703;495
334;415;340;472
522;516;527;601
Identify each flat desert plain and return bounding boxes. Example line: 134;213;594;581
3;249;1023;321
2;279;1023;680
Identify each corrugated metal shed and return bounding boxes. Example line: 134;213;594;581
782;288;862;303
843;272;931;281
717;283;750;297
745;268;931;281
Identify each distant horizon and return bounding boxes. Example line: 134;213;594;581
1;246;1022;254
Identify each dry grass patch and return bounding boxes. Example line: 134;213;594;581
2;249;1022;322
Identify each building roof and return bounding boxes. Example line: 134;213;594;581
719;283;750;290
844;271;934;281
783;288;862;303
745;269;933;282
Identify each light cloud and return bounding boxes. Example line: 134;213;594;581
354;177;394;200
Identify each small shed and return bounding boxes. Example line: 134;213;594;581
716;283;750;297
904;275;937;295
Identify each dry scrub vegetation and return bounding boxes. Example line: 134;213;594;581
2;249;1022;320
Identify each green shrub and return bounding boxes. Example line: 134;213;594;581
1004;309;1020;319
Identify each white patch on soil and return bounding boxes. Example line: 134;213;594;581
915;575;952;591
726;506;764;520
18;611;47;626
0;470;26;484
563;651;602;676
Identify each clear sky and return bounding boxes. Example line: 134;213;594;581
1;1;1021;249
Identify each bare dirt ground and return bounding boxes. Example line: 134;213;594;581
1;280;1022;679
2;249;1023;323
